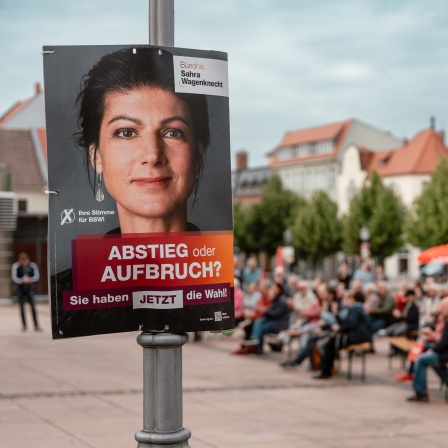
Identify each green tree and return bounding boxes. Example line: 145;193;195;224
406;158;448;248
342;171;405;262
241;174;305;255
233;201;250;252
293;190;342;261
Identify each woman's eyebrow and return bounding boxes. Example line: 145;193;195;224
160;116;192;128
107;115;143;126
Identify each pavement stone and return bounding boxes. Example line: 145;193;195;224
0;302;447;447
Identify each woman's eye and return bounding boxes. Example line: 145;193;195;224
115;128;136;138
164;129;185;139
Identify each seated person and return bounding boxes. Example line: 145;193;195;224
280;292;340;369
241;280;273;339
366;280;396;332
291;280;317;324
419;282;441;328
337;262;351;291
247;282;290;355
381;288;419;337
313;291;373;379
242;257;262;292
407;297;448;402
240;281;262;338
363;282;379;314
279;311;336;369
394;282;408;313
291;283;331;349
396;298;447;382
277;280;318;345
233;278;245;326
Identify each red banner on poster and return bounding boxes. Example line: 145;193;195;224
72;232;234;290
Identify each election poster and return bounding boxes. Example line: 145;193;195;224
43;45;234;339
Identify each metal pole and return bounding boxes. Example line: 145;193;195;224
135;4;191;447
135;333;191;447
149;0;174;47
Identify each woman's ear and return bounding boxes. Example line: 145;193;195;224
89;145;103;174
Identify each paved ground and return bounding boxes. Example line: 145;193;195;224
0;302;447;447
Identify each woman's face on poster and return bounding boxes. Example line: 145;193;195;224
92;86;199;227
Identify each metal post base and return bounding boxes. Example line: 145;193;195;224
135;427;191;447
135;332;191;448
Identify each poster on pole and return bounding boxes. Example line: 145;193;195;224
43;45;234;339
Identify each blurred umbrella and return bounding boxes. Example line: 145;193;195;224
417;244;448;264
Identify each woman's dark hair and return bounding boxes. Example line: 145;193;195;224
274;282;285;296
353;291;365;303
328;287;337;300
75;47;210;194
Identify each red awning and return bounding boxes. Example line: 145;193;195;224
417;244;448;264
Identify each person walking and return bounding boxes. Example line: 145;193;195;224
11;252;42;332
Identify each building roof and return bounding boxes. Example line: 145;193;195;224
0;83;46;129
0;84;48;188
276;120;351;149
358;146;375;171
232;165;272;198
367;129;448;176
0;129;47;189
0;98;34;128
269;120;354;166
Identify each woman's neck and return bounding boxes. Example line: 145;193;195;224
118;208;189;234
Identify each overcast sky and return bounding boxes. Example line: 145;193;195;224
1;0;447;167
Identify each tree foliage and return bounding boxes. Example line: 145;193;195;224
233;201;248;251
406;158;448;249
342;171;405;261
293;190;342;261
233;174;305;255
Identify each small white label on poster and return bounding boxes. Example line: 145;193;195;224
173;56;229;97
133;290;184;309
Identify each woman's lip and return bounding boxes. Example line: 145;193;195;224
133;177;172;189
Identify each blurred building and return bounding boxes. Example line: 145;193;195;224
268;119;402;202
339;121;448;279
0;164;17;298
232;150;271;207
235;118;448;281
0;84;48;295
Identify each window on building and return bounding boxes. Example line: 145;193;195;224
292;145;299;157
316;140;333;154
18;200;27;212
277;139;335;160
398;247;409;274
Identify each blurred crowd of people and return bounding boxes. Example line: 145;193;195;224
230;257;448;403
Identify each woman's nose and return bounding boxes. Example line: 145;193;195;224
141;134;167;165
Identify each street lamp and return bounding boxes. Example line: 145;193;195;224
359;226;370;261
281;229;294;274
359;226;370;242
283;229;292;244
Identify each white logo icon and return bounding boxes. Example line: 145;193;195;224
61;209;75;225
